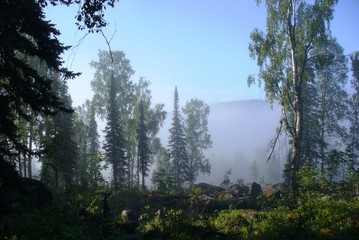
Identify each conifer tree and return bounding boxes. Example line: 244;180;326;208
137;100;151;189
132;78;167;188
41;76;78;189
0;1;78;166
103;73;126;190
91;50;135;188
74;100;102;188
313;39;348;174
300;38;348;175
168;87;189;188
53;95;78;189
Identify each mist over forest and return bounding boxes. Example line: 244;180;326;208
159;99;284;185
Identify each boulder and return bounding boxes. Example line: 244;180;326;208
217;192;235;201
198;194;216;205
228;185;249;197
249;182;262;196
188;194;217;215
262;185;282;202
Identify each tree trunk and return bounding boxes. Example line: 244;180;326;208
18;150;23;177
23;151;27;178
290;51;304;191
54;165;58;189
142;173;145;190
137;155;140;189
290;96;303;191
113;161;119;190
28;116;34;178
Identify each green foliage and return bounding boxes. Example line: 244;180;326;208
152;146;175;193
2;181;358;240
183;98;212;185
249;0;339;190
212;210;256;237
141;209;218;240
327;149;349;181
152;167;175;193
296;161;320;192
260;197;359;240
103;72;127;190
37;0;119;33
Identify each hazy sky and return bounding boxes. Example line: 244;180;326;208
45;0;359;109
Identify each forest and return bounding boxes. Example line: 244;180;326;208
0;0;358;239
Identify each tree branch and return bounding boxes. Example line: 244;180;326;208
267;119;283;162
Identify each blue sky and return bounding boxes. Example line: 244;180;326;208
45;0;359;109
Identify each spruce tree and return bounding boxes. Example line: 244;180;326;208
42;77;78;189
0;0;78;160
91;50;135;188
53;95;78;189
103;73;126;190
168;87;189;188
313;39;348;175
137;100;151;189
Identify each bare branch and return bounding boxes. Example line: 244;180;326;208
67;32;90;69
100;26;117;63
267;119;284;162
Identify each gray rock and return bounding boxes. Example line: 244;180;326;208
262;185;282;201
218;192;235;201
